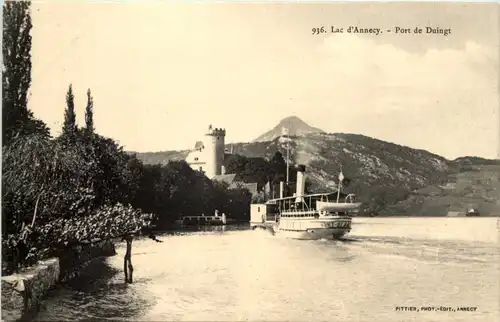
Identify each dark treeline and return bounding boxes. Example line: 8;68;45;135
1;1;251;274
224;151;314;202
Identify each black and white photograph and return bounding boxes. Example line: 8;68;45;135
1;0;499;321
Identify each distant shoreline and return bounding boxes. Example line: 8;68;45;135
355;215;499;218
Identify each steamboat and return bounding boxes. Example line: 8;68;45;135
250;164;361;240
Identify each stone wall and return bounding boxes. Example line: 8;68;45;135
1;258;60;321
1;240;116;321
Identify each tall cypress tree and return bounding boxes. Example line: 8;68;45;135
2;1;49;145
85;89;94;133
62;84;77;137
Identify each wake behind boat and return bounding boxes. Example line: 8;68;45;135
250;164;361;240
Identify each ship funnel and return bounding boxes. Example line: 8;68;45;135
295;164;306;203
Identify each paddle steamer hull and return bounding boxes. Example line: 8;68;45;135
253;217;353;240
274;227;350;240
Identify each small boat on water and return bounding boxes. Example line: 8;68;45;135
250;164;361;240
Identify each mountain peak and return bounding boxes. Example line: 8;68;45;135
279;115;302;122
278;115;308;126
253;116;325;142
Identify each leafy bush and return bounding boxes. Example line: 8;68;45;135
2;203;156;274
35;203;156;246
2;134;94;234
2;132;130;234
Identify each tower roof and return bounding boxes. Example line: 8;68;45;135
206;126;226;136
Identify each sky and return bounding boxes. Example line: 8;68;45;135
28;1;499;159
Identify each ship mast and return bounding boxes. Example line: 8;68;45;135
285;127;290;184
286;135;290;186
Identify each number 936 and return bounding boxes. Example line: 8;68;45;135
312;27;326;35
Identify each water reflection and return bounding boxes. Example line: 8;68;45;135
35;258;152;321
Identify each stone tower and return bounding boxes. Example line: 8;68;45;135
204;125;226;178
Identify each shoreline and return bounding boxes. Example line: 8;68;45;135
1;240;116;322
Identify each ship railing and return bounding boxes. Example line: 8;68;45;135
280;210;319;217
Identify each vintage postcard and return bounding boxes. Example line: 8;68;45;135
1;0;499;321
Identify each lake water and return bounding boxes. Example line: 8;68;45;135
34;217;499;322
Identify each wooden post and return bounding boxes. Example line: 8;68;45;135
122;235;134;283
120;231;163;284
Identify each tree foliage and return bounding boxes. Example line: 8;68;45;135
224;150;313;198
2;1;49;145
225;152;287;190
269;151;287;184
62;84;77;139
85;89;94;133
